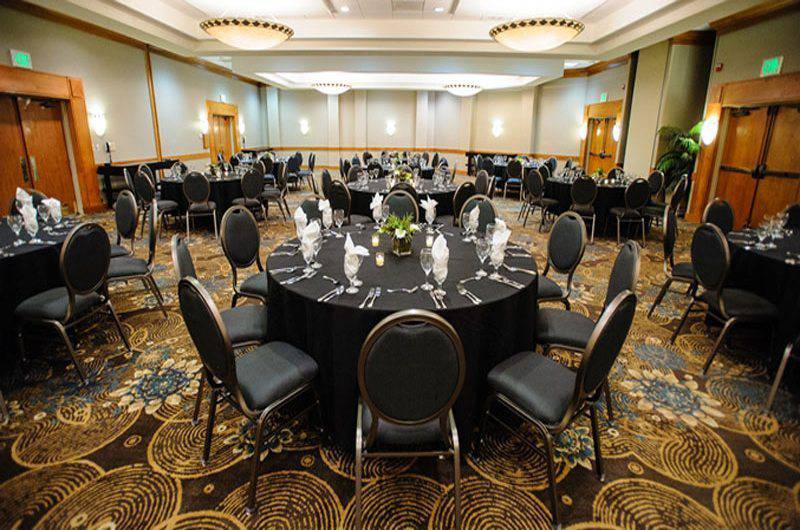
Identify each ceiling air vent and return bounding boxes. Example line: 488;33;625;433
392;0;424;13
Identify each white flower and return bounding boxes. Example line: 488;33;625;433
410;224;420;232
395;228;407;239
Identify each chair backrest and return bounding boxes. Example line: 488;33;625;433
647;170;665;196
431;153;439;169
60;222;110;297
785;203;800;230
183;171;211;204
474;155;483;175
390;182;418;201
114;190;138;242
359;309;465;430
171;161;188;177
347;165;361;183
220;206;261;270
570;176;597;207
329;180;352;216
546;157;557;174
573;291;637;407
607;167;623;180
133;170;156;202
309;153;316;171
662;207;678;265
137;163;155;182
481;158;494;174
363;151;372;163
240;168;263;200
261;157;274;176
702;198;734;235
367;160;384;179
171;234;196;280
300;199;323;221
459;195;497;233
507;159;523;179
321;169;334;199
178;277;240;403
691;223;730;292
538;164;551;182
123;168;136;193
452;182;477;226
422;152;430;164
475;170;489;195
383;190;419;222
526;167;545;200
547;212;587;274
351;156;361;167
342;158;352;180
669;174;688;211
604;241;640;310
287;154;301;173
624;178;651;210
565;159;573;169
145;200;158;267
274;162;288;191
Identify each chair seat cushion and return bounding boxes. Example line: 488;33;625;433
610;207;642;219
505;178;522;185
240;271;269;300
537;276;564;301
570;204;595;216
232;197;262;208
110;244;130;258
348;214;373;226
189;201;216;213
360;404;445;449
236;341;318;410
537;197;559;208
644;204;665;217
15;287;103;322
488;351;575;425
108;256;149;278
672;261;694;280
156;199;179;212
700;288;779;320
261;188;282;199
298;170;313;177
222;304;268;346
536;307;595;349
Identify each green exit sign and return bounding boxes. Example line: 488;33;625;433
760;56;783;77
600;92;608;102
10;49;32;69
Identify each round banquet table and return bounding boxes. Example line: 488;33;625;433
347;179;458;220
160;174;244;221
266;227;539;447
0;218;78;385
545;178;628;236
727;230;800;392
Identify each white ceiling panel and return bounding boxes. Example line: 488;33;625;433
257;71;539;91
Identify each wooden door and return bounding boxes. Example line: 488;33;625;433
16;97;76;210
714;107;769;229
211;114;233;162
0;96;30;215
601;117;619;173
750;105;800;224
587;118;606;174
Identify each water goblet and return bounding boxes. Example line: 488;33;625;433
24;217;40;244
302;244;315;274
311;236;323;269
8;215;24;246
434;265;447;298
344;254;363;294
461;213;472;242
489;245;505;280
333;209;345;238
475;236;490;278
420;248;434;291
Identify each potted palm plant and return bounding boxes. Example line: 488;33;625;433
655;121;702;192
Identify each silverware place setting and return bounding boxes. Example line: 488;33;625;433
502;264;537;276
359;287;376;308
368;286;382;308
271;250;298;257
322;275;340;285
318;285;344;302
456;284;481;305
272;265;304;274
280;270;317;285
490;275;524;289
429;289;442;309
386;286;419;294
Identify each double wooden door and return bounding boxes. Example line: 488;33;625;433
715;104;800;228
210;114;234;163
587;117;618;174
0;95;75;215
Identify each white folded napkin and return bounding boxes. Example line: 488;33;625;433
490;221;511;266
370;193;383;221
20;204;38;235
344;233;370;278
421;195;438;226
318;199;332;228
432;234;449;282
16;187;32;208
468;204;480;231
43;198;62;223
300;220;321;261
294;206;308;240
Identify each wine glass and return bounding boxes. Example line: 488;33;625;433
8;215;24;247
37;204;50;232
461;212;472;242
434;264;447;297
24;216;40;244
425;205;436;234
322;208;333;236
302;243;315;274
420;248;434;291
475;236;490;278
311;236;323;269
333;209;345;238
489;244;505;280
344;254;363;294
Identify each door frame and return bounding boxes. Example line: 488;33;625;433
206;100;240;163
0;64;101;213
579;99;623;171
687;71;800;222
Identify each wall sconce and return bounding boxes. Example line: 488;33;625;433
299;118;310;136
612;122;621;142
386;119;397;136
89;113;107;137
238;116;246;135
491;119;503;138
700;115;719;145
579;121;588;140
199;116;209;149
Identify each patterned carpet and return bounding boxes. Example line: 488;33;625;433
1;183;798;529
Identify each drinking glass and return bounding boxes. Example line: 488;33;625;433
24;217;40;244
485;223;496;245
380;205;391;226
37;204;50;232
420;248;434;291
302;244;315;274
311;236;323;269
8;215;24;246
344;255;363;294
475;236;490;278
425;206;436;234
333;209;345;238
461;212;472;242
489;244;505;280
434;265;447;297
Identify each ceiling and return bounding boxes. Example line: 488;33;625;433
26;0;765;90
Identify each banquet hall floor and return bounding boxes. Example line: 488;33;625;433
1;185;798;529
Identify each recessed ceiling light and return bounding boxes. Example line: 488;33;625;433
340;5;350;13
434;7;444;13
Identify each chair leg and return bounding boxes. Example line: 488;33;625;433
603;380;614;420
589;404;605;482
616;216;621;245
453;429;462;530
0;389;8;425
703;318;737;374
247;411;270;515
231;293;240;309
147;276;168;317
670;300;695;344
53;322;87;384
17;327;27;363
475;394;495;458
212;212;219;240
185;213;190;242
766;339;793;411
590;215;596;244
648;278;673;317
192;376;205;426
355;430;363;529
201;388;218;465
640;218;646;248
538;426;560;529
107;301;132;352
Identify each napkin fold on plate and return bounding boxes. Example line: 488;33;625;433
318;199;332;228
16;187;32;208
468;203;481;231
370;193;383;221
300;220;321;261
432;234;449;282
19;203;38;235
421;195;438;226
294;206;308;240
42;198;62;223
491;220;511;265
344;233;370;278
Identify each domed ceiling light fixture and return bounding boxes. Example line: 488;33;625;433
490;17;584;52
312;83;351;96
200;17;293;50
444;84;482;97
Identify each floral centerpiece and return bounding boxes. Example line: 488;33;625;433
392;166;414;183
379;213;420;256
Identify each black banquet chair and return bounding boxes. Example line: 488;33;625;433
766;333;800;411
133;169;178;239
107;201;168;317
232;168;267;220
262;163;290;221
383;190;419;222
355;309;464;529
479;290;638;529
702;197;735;235
474;170;490;195
330;180;372;226
183;171;218;241
520;167;558;231
538;212;587;310
443;181;476;227
609;178;650;246
504;159;523;199
670;223;779;374
784;203;800;230
111;189;139;258
648;207;695;317
220;206;269;306
177;276;320;515
15;222;131;383
458;194;497;234
569;175;598;243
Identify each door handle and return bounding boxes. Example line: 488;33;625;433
20;157;30;182
30;156;40;183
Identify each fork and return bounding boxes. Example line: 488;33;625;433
429;289;441;309
386;286;419;294
359;287;376;309
368;286;382;308
322;275;340;285
503;264;537;276
456;284;481;305
435;289;448;309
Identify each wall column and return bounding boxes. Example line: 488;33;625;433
520;88;537;153
327;94;340;168
456;96;475;173
414;90;429;149
354;90;367;151
266;87;281;148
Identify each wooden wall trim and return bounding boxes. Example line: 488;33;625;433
270;146;578;160
143;47;162;161
564;55;629;78
669;30;716;46
710;0;800;35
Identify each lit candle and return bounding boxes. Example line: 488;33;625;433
426;234;434;248
375;251;385;267
371;232;380;247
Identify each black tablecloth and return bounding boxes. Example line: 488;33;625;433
728;232;800;391
266;227;538;447
0;218;77;383
348;179;457;220
546;179;627;236
160;176;243;221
